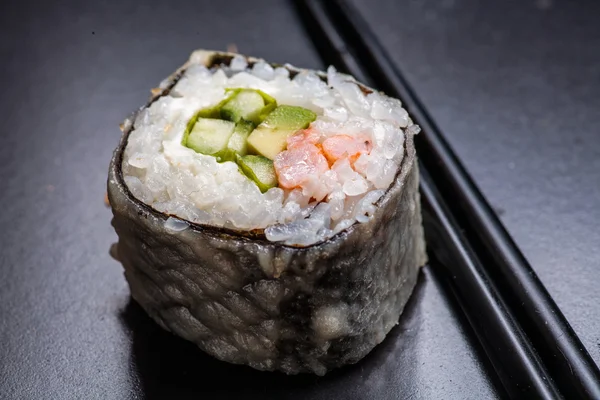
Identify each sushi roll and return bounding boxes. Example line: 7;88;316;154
108;50;426;375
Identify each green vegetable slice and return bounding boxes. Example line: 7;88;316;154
237;154;278;193
185;118;236;155
246;105;317;159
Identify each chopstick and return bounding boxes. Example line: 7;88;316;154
421;167;561;399
294;0;600;398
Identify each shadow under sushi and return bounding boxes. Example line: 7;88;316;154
121;266;495;399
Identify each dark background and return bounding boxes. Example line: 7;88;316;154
0;0;597;398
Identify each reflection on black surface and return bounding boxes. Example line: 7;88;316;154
121;271;428;400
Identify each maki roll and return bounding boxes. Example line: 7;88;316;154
108;50;426;375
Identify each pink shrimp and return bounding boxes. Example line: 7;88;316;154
322;135;372;165
286;128;320;150
274;130;329;189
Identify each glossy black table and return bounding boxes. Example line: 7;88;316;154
1;0;597;398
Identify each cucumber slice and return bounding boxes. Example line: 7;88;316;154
220;89;278;125
237;155;278;193
247;105;317;159
214;121;255;162
185;118;236;155
181;92;236;147
254;90;277;123
221;90;265;124
213;149;237;163
228;120;254;155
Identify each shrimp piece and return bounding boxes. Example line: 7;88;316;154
274;143;329;189
287;128;320;150
322;135;372;165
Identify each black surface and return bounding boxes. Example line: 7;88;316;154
301;0;600;396
350;0;600;368
0;0;501;399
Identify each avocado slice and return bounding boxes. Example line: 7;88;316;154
237;155;278;193
185;118;236;155
247;105;317;159
214;120;255;162
220;89;277;125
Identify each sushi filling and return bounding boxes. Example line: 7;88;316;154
122;55;419;246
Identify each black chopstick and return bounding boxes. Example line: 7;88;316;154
294;0;600;398
420;166;561;398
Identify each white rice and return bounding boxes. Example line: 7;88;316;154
122;55;419;246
